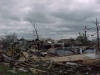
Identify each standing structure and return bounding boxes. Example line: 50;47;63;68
84;26;87;40
96;18;100;53
33;24;39;40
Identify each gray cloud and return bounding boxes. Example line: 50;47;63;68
0;0;100;39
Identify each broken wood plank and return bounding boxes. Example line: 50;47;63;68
43;53;100;64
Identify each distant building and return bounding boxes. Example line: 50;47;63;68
57;39;82;47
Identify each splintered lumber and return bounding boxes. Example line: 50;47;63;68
45;53;100;65
81;59;100;64
29;68;46;74
23;52;29;58
19;56;26;61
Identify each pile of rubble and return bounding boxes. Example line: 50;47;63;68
1;49;100;75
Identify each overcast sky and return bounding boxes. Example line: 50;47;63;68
0;0;100;40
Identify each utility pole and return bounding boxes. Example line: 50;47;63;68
82;25;87;45
96;18;100;53
84;26;87;40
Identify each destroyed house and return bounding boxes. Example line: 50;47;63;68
58;39;82;47
18;38;34;50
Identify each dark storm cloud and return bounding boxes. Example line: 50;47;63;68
0;0;100;39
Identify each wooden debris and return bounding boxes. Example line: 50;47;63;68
45;53;100;63
29;68;46;74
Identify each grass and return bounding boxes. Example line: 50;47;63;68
0;64;35;75
0;64;90;75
